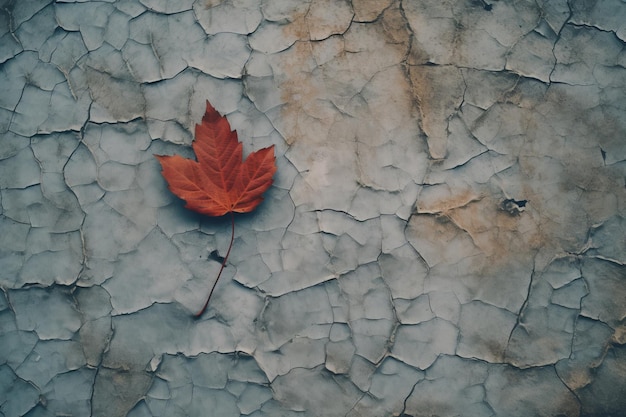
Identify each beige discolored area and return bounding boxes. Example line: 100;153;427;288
268;0;626;414
1;0;625;416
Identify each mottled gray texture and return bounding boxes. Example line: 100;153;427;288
1;0;625;416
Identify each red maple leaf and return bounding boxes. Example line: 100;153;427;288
156;100;276;316
156;101;276;217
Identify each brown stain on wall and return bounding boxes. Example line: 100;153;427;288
277;1;413;146
276;0;625;309
411;191;544;268
407;65;465;160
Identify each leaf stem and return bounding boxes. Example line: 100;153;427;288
195;211;235;318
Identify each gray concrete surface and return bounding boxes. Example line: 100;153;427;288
1;0;625;416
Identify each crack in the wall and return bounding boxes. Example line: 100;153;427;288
1;0;625;415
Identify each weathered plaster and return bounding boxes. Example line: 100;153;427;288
1;0;625;416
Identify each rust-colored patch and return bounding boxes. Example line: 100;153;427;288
416;189;481;214
407;65;465;160
412;191;543;265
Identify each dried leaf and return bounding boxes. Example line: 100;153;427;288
156;100;277;316
156;101;276;217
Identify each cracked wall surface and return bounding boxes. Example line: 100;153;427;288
1;0;625;416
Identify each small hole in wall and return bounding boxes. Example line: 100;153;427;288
501;198;527;215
